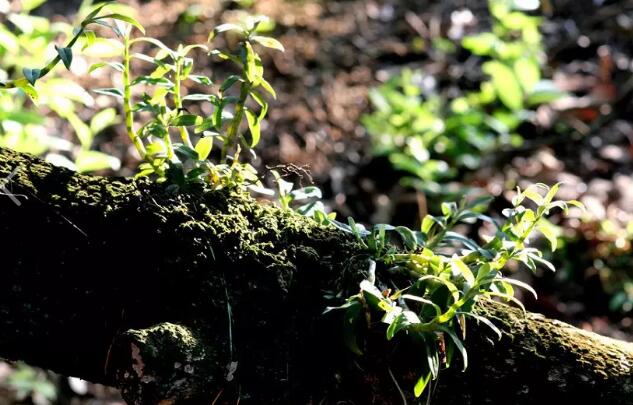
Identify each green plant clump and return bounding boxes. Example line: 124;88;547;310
0;0;123;172
362;0;566;194
0;1;582;400
327;183;581;397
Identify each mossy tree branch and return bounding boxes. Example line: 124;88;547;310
0;146;631;404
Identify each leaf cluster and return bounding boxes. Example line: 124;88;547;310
362;0;566;194
325;183;582;397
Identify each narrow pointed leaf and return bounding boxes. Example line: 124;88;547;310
245;109;260;147
250;35;285;51
99;13;145;33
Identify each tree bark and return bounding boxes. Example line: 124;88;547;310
0;146;631;404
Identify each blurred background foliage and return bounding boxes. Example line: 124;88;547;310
1;0;633;403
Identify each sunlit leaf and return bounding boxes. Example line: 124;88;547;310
92;88;124;99
245;108;260;147
513;58;540;94
195;136;213;160
75;150;121;173
482;61;523;111
250;35;285;52
98;13;145;34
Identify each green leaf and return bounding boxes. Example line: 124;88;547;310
250;35;285;52
451;257;475;285
243;41;259;83
526;80;567;106
189;75;213;86
83;2;112;23
75;150;121;173
195;119;216;133
438;326;468;371
22;0;47;12
259;78;277;99
90;108;119;135
482;61;523;111
81;30;97;50
130;37;174;58
220;75;242;92
499;278;538;300
14;78;39;102
444;232;481;252
92;19;123;37
290;186;322;201
343;300;364;355
182;94;217;102
208;23;244;41
55;46;73;70
522;184;546;205
98;13;145;34
513;58;540;94
171;114;203;127
131;76;174;88
174;144;199;161
22;68;41;86
421;215;436;234
395;226;417;250
92;88;124;99
537;221;558;251
146;140;168;158
441;201;458;216
487;291;527;314
527;251;556;272
402;294;442;317
181;44;208;56
413;372;432;398
245;109;261;147
195;136;213;160
462;33;498;56
457;312;502;339
543;183;560;205
386;310;420;340
89;62;125;73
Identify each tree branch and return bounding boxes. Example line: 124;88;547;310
0;146;631;404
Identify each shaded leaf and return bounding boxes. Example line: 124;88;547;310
56;46;73;70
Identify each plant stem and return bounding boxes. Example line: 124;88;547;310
221;81;250;163
0;28;85;89
123;32;146;159
173;59;193;149
426;216;458;251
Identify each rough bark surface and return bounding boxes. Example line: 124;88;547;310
0;146;632;404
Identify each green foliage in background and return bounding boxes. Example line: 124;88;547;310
553;218;633;313
3;362;56;403
0;0;122;172
362;0;565;194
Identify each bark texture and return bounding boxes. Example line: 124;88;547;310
0;146;631;404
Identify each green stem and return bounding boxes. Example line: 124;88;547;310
173;59;193;149
123;32;146;159
0;28;85;89
426;216;458;251
221;81;250;163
